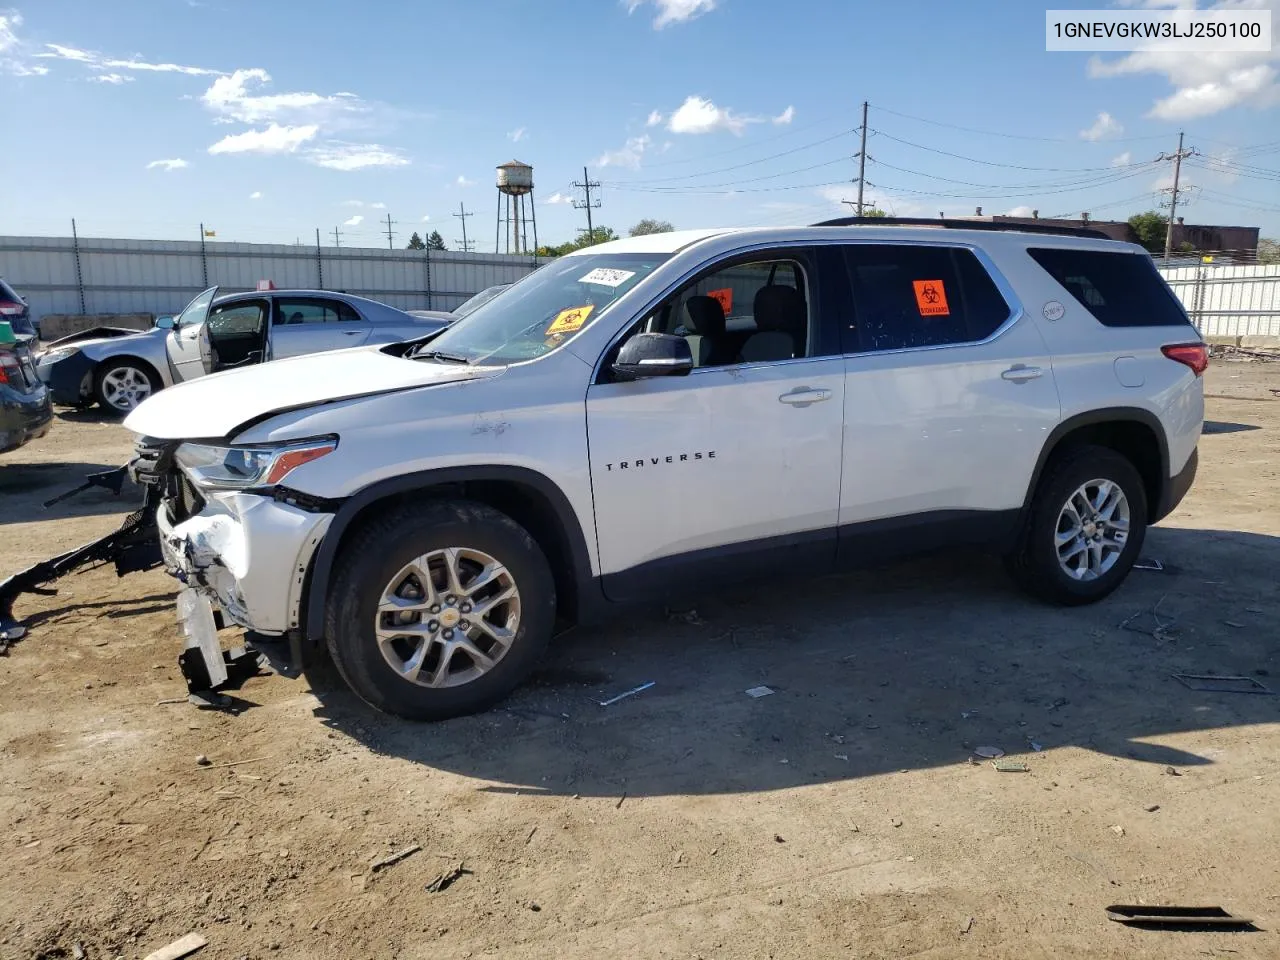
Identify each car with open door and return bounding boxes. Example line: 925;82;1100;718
36;287;449;415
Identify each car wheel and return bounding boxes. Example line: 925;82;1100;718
324;500;556;720
1005;444;1148;606
94;360;160;414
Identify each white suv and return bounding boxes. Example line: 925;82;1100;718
124;222;1206;720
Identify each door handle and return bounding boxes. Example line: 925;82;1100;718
778;387;831;407
341;330;363;336
1001;365;1043;383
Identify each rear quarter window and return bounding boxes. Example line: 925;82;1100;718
1027;247;1191;328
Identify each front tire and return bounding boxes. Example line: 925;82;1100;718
1006;445;1148;606
324;500;556;720
94;360;160;415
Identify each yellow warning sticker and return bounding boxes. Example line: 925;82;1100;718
546;304;595;335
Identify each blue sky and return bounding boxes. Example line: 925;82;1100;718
2;0;1278;249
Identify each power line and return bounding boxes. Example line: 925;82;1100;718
382;212;397;250
453;202;474;251
873;104;1172;144
855;101;868;217
868;128;1155;173
867;156;1163;191
331;225;342;247
599;129;854;185
636;109;850;169
572;166;601;236
866;163;1162;201
605;157;850;193
1157;131;1196;259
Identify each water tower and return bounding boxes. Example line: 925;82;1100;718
495;160;538;255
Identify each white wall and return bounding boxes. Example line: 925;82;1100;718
1158;262;1280;338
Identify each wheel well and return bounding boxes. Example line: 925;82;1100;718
1047;420;1164;521
334;480;583;624
95;355;162;388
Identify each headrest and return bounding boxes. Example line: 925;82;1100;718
753;285;805;332
683;295;726;337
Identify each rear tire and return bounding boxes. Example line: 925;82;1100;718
324;500;555;720
94;360;160;415
1005;445;1148;606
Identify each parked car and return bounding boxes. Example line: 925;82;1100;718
36;287;450;415
0;278;35;338
407;282;513;323
124;221;1205;721
0;322;52;453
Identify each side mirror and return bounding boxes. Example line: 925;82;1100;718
612;332;694;380
154;315;175;330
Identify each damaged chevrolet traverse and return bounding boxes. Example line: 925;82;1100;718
120;224;1204;720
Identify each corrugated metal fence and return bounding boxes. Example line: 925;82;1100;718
1157;261;1280;339
0;235;546;322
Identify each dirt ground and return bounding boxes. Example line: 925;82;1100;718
1;363;1278;960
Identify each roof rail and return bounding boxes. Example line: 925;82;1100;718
810;216;1113;240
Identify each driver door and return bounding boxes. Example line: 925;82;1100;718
165;286;218;382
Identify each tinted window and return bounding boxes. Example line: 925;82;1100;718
208;301;266;335
0;279;22;303
1027;248;1191;328
274;298;362;325
841;245;1011;352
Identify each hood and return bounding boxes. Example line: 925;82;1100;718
124;344;498;440
44;326;163;353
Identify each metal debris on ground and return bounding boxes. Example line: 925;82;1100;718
72;943;86;960
960;917;974;935
974;746;1004;759
1173;674;1272;695
665;607;705;625
1145;804;1160;813
196;755;272;770
1223;620;1245;628
834;753;849;761
1047;697;1069;711
371;843;421;873
595;681;656;707
1029;741;1044;752
1133;558;1165;571
745;685;775;698
1121;594;1177;641
140;932;208;960
993;759;1030;773
1105;904;1254;929
425;862;470;893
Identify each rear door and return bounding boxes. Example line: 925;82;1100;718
834;242;1060;553
269;296;372;359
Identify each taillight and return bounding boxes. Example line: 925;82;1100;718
0;354;19;384
1162;343;1209;377
0;301;23;316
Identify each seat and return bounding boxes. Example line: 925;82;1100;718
740;285;805;362
681;295;734;367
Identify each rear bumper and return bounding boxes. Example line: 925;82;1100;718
1155;446;1198;523
0;382;52;452
37;351;96;405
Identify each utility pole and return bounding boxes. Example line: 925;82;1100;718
855;101;868;217
572;166;601;238
1159;131;1196;260
453;202;473;251
331;226;342;248
198;222;209;287
382;212;397;250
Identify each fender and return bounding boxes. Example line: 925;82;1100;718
1021;406;1170;514
300;465;598;642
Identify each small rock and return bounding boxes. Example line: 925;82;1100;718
528;902;541;912
1144;804;1160;813
890;818;903;828
1165;766;1182;777
773;834;785;843
1110;825;1125;837
196;755;211;766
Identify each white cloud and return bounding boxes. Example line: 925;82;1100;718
625;0;717;29
38;42;221;76
1203;149;1240;184
0;12;21;54
146;158;189;172
343;215;364;226
1005;205;1036;217
456;175;475;186
208;122;319;155
0;14;49;75
306;142;409;170
772;105;795;125
668;95;751;135
815;184;933;218
1087;2;1280;121
38;42;93;63
201;68;361;125
88;72;131;84
249;190;262;199
544;192;574;204
371;201;387;209
596;134;651;169
508;126;526;142
421;214;431;222
1112;150;1133;166
645;109;663;127
1079;111;1124;140
341;199;364;207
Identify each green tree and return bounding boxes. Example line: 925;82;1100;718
1127;210;1169;254
534;226;618;257
405;231;426;250
629;218;674;236
858;208;888;218
425;230;447;251
1257;238;1279;264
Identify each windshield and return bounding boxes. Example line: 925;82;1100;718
453;284;510;319
420;253;668;365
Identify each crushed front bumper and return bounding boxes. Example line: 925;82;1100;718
157;491;334;636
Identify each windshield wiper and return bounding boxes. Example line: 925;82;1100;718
412;348;471;364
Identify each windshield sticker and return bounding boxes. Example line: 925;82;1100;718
707;287;733;316
912;279;950;317
578;268;636;288
546;304;595;335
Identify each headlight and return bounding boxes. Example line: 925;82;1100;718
38;347;79;365
174;437;338;489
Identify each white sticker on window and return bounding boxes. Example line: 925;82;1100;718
578;267;635;287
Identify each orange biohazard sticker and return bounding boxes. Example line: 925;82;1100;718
546;304;595;335
707;287;733;315
912;279;950;317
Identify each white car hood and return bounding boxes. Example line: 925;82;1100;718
124;345;496;440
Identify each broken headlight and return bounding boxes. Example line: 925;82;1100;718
174;437;338;490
